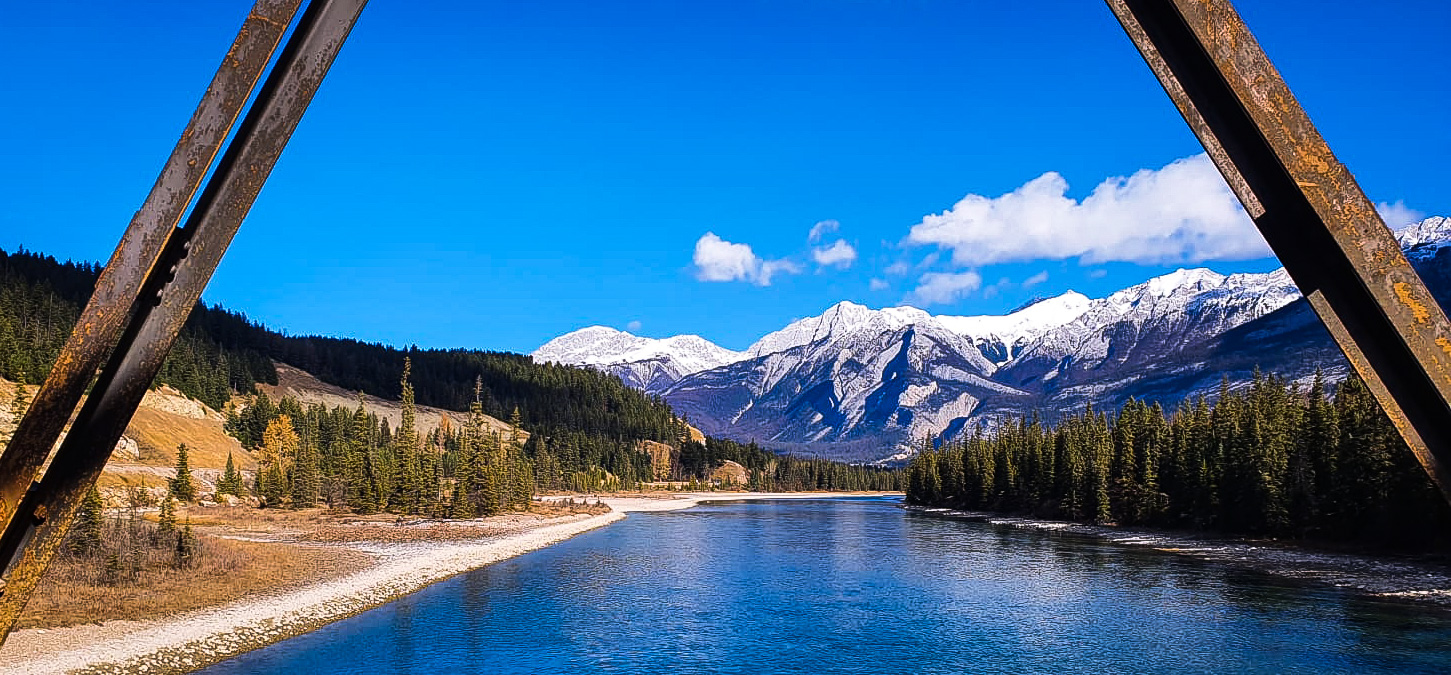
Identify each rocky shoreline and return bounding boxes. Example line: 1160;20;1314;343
906;505;1451;608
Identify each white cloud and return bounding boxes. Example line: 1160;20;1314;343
811;240;857;269
884;261;911;276
907;271;983;306
626;320;642;332
1023;270;1049;288
808;219;840;244
692;232;801;286
1378;200;1425;231
907;154;1270;265
869;278;890;291
1088;268;1108;279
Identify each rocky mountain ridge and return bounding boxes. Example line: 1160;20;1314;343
535;216;1451;462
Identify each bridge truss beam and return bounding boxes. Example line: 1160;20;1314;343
1108;0;1451;502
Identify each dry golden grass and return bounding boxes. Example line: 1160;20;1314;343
13;480;607;631
196;503;610;544
125;407;253;470
18;535;368;630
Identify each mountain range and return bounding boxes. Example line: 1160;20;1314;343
534;217;1451;463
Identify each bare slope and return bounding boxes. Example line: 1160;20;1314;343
256;363;522;441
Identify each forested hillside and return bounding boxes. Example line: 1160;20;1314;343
0;248;276;407
906;371;1451;550
0;247;677;445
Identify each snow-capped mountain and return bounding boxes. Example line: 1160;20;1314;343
996;267;1301;391
532;326;744;391
936;292;1092;367
1399;216;1451;255
535;216;1451;463
664;302;1012;457
658;266;1302;461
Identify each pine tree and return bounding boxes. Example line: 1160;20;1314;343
69;485;104;557
1302;370;1339;532
156;498;178;543
169;443;196;503
292;438;321;508
173;521;198;568
218;452;245;497
389;358;424;514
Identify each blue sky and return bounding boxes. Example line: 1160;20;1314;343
3;1;1448;353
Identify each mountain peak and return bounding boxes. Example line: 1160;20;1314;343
1398;216;1451;249
934;290;1093;365
533;326;741;369
1142;268;1226;297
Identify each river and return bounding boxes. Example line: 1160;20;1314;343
201;496;1451;674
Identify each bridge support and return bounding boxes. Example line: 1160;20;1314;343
0;0;368;643
1107;0;1451;502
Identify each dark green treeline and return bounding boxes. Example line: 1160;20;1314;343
0;247;274;405
906;371;1451;550
229;371;902;509
679;436;903;492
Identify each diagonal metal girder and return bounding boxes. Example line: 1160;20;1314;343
0;0;368;644
1107;0;1451;501
0;0;303;555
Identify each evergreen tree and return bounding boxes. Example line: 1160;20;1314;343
904;367;1451;550
69;485;104;557
292;438;321;507
156;498;178;543
173;522;198;568
218;452;245;497
169;443;196;503
389;358;423;514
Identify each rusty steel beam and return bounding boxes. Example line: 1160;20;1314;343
0;0;368;643
1107;0;1451;501
0;0;303;555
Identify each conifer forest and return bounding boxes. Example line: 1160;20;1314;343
906;371;1451;550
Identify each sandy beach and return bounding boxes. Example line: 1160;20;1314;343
0;492;884;674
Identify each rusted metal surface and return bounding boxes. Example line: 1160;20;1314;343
1107;0;1451;500
0;0;303;548
0;0;368;643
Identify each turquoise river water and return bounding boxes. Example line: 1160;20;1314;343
200;497;1451;674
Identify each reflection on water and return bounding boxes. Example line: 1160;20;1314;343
202;497;1451;674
